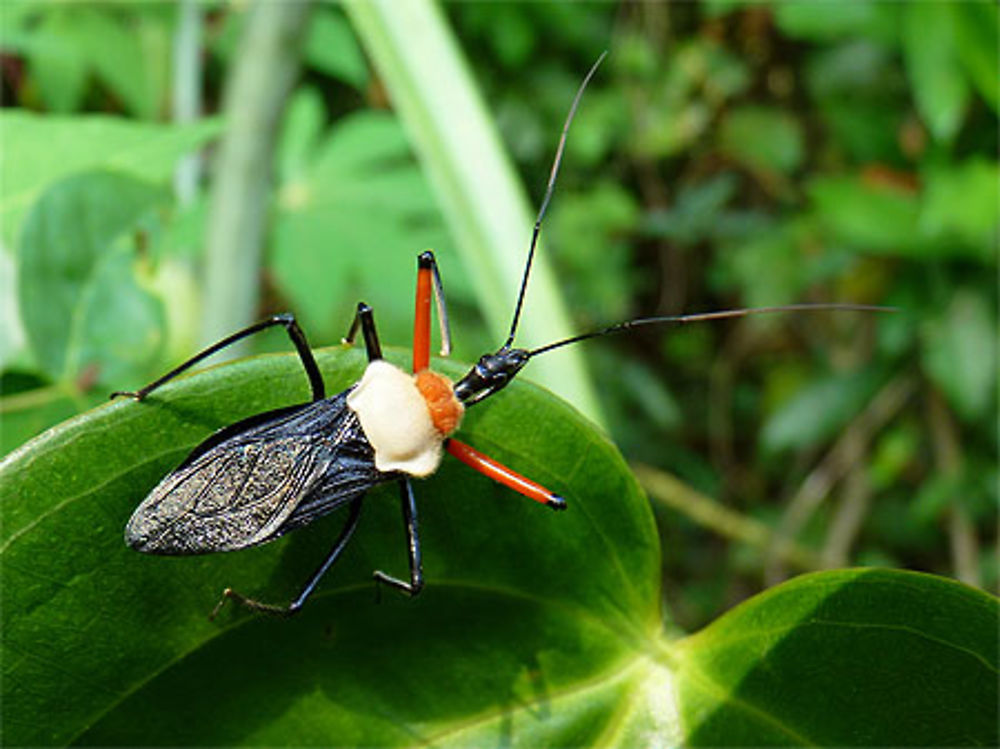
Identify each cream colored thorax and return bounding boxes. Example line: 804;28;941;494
345;360;464;477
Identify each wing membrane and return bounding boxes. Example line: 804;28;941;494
124;391;381;554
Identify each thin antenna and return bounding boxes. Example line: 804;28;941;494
528;304;895;357
504;51;608;348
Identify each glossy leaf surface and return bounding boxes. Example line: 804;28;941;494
3;351;996;746
678;568;998;746
2;349;660;746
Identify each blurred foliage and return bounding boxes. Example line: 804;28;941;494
1;0;997;644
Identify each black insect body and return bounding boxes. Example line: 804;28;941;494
119;55;888;616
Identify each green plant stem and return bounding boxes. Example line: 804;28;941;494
342;0;602;426
200;0;312;351
927;386;980;587
171;0;203;205
822;463;873;568
632;462;822;571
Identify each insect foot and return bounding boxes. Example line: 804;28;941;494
109;390;143;400
209;587;301;620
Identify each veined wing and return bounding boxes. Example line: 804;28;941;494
124;391;373;554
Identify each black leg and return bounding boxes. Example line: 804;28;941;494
373;479;425;597
210;496;364;618
111;313;325;402
342;302;383;362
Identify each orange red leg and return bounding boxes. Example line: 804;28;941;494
446;439;566;510
412;251;452;374
413;253;434;373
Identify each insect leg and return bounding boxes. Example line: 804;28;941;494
342;302;383;362
413;251;452;373
211;495;365;618
112;313;325;402
446;439;566;511
372;479;424;596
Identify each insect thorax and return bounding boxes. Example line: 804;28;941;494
346;360;463;477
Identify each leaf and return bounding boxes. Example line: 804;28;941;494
276;87;326;183
0;348;660;746
270;111;453;345
808;175;921;255
10;4;170;119
304;7;368;89
902;3;970;144
2;352;996;745
643;174;740;245
762;368;882;453
717;106;804;175
920;158;999;258
74;6;170;120
548;181;639;324
25;7;90;113
804;41;903;163
719;225;805;308
921;289;998;423
0;377;104;458
0;111;221;246
17;170;167;384
774;1;899;44
677;568;998;746
952;2;999;112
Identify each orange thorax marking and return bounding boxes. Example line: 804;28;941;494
415;370;464;436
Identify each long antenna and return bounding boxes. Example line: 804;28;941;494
528;304;895;357
504;51;608;348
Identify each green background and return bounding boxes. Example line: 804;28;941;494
1;1;997;745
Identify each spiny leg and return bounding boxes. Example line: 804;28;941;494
413;251;452;374
112;312;325;402
446;439;566;511
373;479;424;596
210;496;364;618
342;302;383;362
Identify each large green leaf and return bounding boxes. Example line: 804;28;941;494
2;350;996;746
678;568;998;746
1;348;660;746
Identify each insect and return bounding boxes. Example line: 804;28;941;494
117;54;887;616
